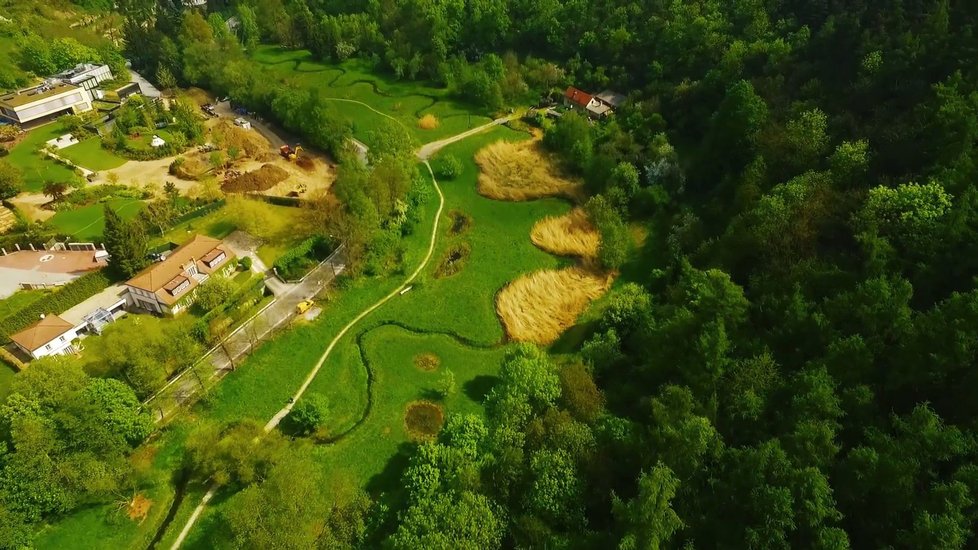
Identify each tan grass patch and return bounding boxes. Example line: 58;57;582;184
126;494;152;522
475;140;583;201
414;353;441;372
496;267;614;345
417;114;439;129
530;208;599;259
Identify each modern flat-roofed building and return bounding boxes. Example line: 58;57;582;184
56;63;114;101
0;82;93;126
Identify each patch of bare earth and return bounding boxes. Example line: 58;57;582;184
474;140;583;201
222;164;290;193
126;493;152;523
496;267;614;345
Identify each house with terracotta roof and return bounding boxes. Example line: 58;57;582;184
124;234;236;315
563;86;625;119
10;314;82;359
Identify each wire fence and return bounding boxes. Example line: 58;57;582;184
142;244;346;424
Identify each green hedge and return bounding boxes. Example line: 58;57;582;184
273;235;336;281
193;275;267;344
0;271;114;343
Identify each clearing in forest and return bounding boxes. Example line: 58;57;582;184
496;267;614;345
475;140;583;201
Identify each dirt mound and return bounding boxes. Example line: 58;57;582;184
530;208;600;259
169;155;209;180
413;353;441;372
211;120;272;160
475;140;583;201
222;164;289;193
404;401;445;440
418;114;439;129
496;267;613;345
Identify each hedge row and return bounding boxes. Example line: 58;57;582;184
273;235;336;281
0;271;114;343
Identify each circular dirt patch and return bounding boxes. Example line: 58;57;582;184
404;401;445;440
413;352;441;371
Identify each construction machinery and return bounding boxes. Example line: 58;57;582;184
279;144;302;162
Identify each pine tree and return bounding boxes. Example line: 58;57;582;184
103;205;149;278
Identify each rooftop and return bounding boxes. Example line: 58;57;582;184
126;234;233;305
595;90;627;108
0;83;82;108
10;314;75;352
564;87;594;109
0;249;107;274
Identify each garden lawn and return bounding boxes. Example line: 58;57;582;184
157;202;306;265
49;198;144;241
58;138;127;171
6;124;78;192
251;46;493;147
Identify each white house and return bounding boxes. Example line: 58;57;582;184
124;234;236;315
0;82;93;126
10;314;81;360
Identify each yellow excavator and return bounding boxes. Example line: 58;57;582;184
279;144;302;162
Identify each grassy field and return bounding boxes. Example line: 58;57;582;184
251;46;494;148
59;138;127;171
49;198;144;241
6;124;79;192
157;201;308;265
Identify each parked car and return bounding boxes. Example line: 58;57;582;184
296;300;314;314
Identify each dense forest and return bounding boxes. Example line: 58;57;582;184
2;0;978;548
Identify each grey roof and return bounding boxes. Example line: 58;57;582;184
595;90;627;108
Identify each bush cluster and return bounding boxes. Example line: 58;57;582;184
273;235;337;281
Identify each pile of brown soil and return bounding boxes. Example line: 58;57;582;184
211;120;272;160
222;164;289;193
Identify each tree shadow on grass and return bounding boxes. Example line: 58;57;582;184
463;375;499;404
365;442;415;502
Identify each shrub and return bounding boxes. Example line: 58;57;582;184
285;393;330;436
238;256;253;271
273;235;336;281
436;155;462;180
194;276;236;313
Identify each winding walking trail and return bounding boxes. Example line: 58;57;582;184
169;109;517;549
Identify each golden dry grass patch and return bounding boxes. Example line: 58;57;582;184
530;208;600;259
475;140;583;201
496;267;614;345
417;114;440;129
